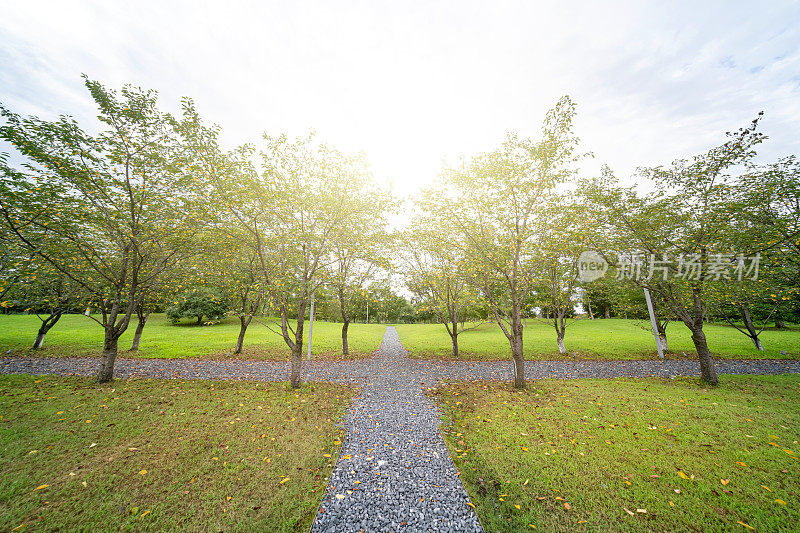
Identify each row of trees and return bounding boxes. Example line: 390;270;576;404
0;78;395;387
1;78;797;388
402;100;798;388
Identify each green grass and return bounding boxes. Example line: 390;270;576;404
431;375;800;532
0;374;355;532
0;313;387;360
395;319;800;360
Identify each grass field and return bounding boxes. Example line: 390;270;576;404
0;313;387;360
431;375;800;532
395;319;800;360
0;375;355;532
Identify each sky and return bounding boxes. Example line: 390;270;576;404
1;0;799;200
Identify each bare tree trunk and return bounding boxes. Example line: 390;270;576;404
656;321;669;353
775;317;787;329
604;305;610;319
341;319;350;356
740;305;764;351
451;317;459;358
130;309;150;351
234;315;252;355
290;343;303;389
33;312;62;349
510;333;525;389
557;334;566;354
690;326;719;385
98;332;119;383
511;304;525;389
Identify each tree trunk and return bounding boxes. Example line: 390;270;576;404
235;315;252;355
689;326;719;385
775;318;787;329
97;332;119;383
341;320;350;356
33;312;62;349
656;322;669;353
738;304;764;350
290;343;303;389
130;309;150;351
604;306;610;319
510;303;525;389
510;333;525;389
196;315;203;325
557;334;566;354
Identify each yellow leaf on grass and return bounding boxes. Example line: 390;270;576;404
33;484;49;491
280;477;290;484
521;447;529;452
140;510;150;518
721;479;730;485
466;502;475;509
737;520;755;530
736;462;748;467
514;504;521;510
762;485;772;492
677;471;689;479
138;470;147;475
775;499;787;505
323;454;331;458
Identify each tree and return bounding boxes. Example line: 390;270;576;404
402;190;480;357
586;117;768;385
166;288;228;325
3;258;83;349
0;77;198;382
326;163;393;356
443;96;583;388
178;112;364;388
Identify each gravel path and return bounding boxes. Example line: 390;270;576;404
310;326;483;533
1;352;798;385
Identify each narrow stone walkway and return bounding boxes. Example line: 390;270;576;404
310;326;483;533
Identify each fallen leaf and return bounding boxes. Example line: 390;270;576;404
280;477;290;484
140;510;150;518
721;479;730;485
466;502;475;509
564;503;571;510
677;471;689;479
138;470;147;475
762;485;772;492
624;507;635;516
775;499;787;505
514;504;521;510
737;520;755;530
33;484;49;491
736;462;748;467
636;508;647;514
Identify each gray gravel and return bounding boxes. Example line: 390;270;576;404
1;352;798;385
310;326;483;533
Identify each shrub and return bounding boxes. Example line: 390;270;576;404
166;289;229;325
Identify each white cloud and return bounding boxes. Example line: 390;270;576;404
1;0;798;198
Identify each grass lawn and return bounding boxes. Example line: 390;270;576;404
0;313;387;360
395;319;800;361
0;374;355;532
431;375;800;532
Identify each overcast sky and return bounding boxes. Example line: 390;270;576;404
2;0;799;199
